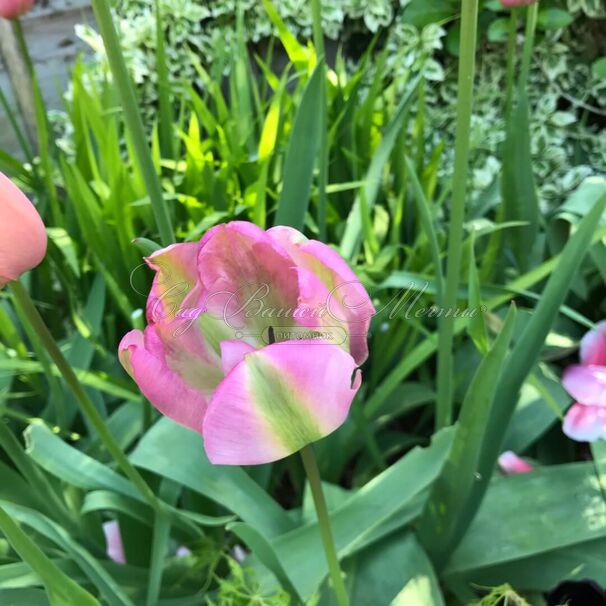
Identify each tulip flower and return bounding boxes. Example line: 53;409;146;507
499;0;537;7
562;322;606;442
498;451;533;474
119;222;374;465
0;172;47;287
0;0;33;19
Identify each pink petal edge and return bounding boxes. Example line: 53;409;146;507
563;403;606;443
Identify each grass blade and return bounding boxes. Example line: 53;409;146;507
0;506;100;606
340;76;420;260
502;90;540;270
274;62;324;230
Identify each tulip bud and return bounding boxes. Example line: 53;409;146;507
0;0;34;19
500;0;538;7
0;172;47;287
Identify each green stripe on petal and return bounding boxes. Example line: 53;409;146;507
247;355;323;453
203;340;360;465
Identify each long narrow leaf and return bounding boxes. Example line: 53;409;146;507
418;305;516;568
0;506;100;606
274;62;324;230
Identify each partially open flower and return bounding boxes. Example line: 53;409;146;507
0;0;34;19
562;322;606;442
119;222;374;465
0;172;47;288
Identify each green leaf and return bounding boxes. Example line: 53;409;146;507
487;18;510;42
592;57;606;80
154;0;175;160
129;418;294;538
46;228;80;277
418;305;516;568
537;8;573;30
449;539;606;592
25;422;138;499
445;463;606;576
467;235;489;354
0;588;50;606
403;0;458;28
274;62;324;230
0;506;100;606
261;0;312;69
502;90;540;270
345;532;444;606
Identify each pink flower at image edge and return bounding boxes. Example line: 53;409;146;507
562;321;606;442
0;0;34;19
0;172;47;287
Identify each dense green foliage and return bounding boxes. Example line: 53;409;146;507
0;0;604;604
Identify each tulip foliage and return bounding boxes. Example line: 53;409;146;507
0;1;605;605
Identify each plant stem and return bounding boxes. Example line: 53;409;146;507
435;0;480;430
300;445;349;606
518;2;539;94
9;280;160;511
311;0;328;240
90;0;174;247
504;8;518;117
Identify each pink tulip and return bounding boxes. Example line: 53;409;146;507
0;0;33;19
119;222;375;465
498;451;533;474
499;0;537;7
562;322;606;442
0;172;47;287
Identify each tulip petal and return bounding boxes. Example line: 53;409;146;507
563;403;606;442
203;340;361;465
197;222;301;343
220;339;255;375
498;451;533;474
580;322;606;366
143;244;231;400
145;242;202;324
268;226;375;364
0;173;47;286
562;364;606;407
119;329;209;432
102;521;126;565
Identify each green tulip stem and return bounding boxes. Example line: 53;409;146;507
9;280;160;511
435;0;480;430
300;444;349;606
